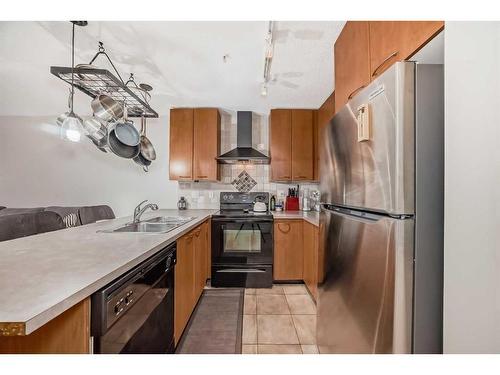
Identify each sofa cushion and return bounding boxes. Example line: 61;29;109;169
44;206;83;228
0;207;44;216
0;211;65;242
79;205;115;225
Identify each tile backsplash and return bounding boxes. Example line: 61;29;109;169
177;111;318;209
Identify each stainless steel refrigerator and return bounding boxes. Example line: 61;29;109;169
317;62;444;354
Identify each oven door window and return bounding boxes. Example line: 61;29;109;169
223;226;261;253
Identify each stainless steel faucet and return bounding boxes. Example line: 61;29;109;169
133;200;159;223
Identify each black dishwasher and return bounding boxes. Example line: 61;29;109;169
91;243;176;354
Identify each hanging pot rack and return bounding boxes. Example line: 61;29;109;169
50;41;158;118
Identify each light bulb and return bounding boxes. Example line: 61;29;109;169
61;112;83;142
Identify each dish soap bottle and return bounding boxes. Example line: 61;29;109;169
177;196;187;210
270;195;276;211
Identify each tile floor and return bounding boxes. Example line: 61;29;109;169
242;284;318;354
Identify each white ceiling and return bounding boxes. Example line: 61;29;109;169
0;21;345;117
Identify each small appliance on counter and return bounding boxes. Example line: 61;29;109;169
311;190;321;212
211;192;273;288
301;188;311;211
177;196;187;210
270;195;276;211
285;186;299;211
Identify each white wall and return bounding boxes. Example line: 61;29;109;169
0;115;178;218
444;22;500;353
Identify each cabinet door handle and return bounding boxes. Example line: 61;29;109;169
372;51;399;78
294;175;308;179
179;175;192;179
348;85;367;100
278;175;291;179
277;223;291;234
196;175;208;179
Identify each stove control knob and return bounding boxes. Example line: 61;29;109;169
229;195;234;200
223;194;228;200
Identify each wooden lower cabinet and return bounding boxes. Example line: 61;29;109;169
174;230;195;344
174;220;210;345
303;221;319;301
0;299;90;354
273;219;321;301
273;220;304;281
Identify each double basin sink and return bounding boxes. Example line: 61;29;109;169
105;216;196;234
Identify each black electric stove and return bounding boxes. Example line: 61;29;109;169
211;192;274;288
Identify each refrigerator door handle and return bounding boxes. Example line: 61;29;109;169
321;205;381;224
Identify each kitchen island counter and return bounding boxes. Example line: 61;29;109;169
0;209;217;336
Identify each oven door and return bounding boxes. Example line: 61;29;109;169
212;219;273;265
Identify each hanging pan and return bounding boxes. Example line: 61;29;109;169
138;116;156;161
133;116;153;172
87;123;109;153
91;93;123;122
110;104;141;147
108;127;140;159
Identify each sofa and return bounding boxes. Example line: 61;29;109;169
0;205;115;242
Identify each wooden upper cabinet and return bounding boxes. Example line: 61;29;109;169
369;21;444;78
270;109;292;181
315;92;335;181
291;109;314;181
334;21;371;111
193;108;220;181
169;108;194;180
169;108;220;181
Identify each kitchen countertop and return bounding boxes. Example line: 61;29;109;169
0;209;217;336
272;211;320;227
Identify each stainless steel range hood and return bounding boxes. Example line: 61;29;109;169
216;111;270;164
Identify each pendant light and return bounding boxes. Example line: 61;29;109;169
60;21;87;142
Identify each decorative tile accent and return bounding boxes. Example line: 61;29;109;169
231;170;257;192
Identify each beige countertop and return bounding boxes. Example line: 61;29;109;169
0;209;217;336
272;211;320;227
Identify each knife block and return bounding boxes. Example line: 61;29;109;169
285;197;299;211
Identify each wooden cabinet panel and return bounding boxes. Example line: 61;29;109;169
169;108;194;180
174;221;210;344
303;222;319;301
273;220;303;281
369;21;444;78
174;230;195;344
0;299;90;354
270;109;292;181
315;92;335;181
193;108;220;181
334;21;371;111
291;109;314;181
399;21;444;59
194;223;208;299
